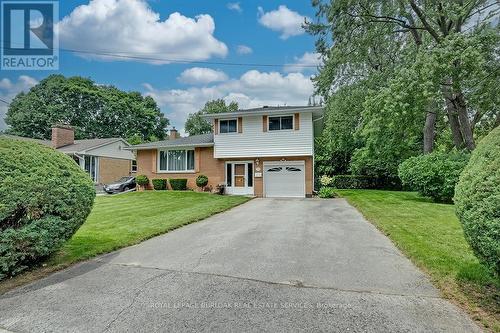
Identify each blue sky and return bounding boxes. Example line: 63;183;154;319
0;0;321;132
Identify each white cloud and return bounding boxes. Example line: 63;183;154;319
57;0;228;64
0;76;38;130
144;70;313;131
284;52;322;73
257;5;309;39
178;67;228;85
227;2;242;13
236;45;253;55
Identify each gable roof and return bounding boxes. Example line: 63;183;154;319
0;135;128;154
201;105;324;119
130;133;214;150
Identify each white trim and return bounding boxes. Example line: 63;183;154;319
225;161;254;195
126;143;213;151
79;138;131;154
157;148;195;173
202;106;324;119
263;160;305;166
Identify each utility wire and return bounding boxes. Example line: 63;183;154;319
0;43;320;68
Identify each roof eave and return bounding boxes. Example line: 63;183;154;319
201;106;324;120
126;143;214;150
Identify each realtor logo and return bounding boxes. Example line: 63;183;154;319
1;0;59;70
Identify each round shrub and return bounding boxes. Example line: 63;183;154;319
454;127;499;275
398;151;469;202
196;175;209;188
0;138;95;279
152;179;167;190
318;187;336;198
136;175;149;188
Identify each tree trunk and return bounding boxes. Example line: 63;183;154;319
442;85;465;149
455;91;475;150
423;108;436;154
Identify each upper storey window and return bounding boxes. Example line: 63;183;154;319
269;115;293;131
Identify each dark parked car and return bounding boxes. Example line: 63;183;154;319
103;176;136;194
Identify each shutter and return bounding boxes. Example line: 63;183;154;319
263;115;268;132
294;113;300;130
238;117;243;133
214;119;219;135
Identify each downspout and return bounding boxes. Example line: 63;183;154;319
312;116;325;195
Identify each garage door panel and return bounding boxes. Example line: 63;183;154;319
264;163;305;198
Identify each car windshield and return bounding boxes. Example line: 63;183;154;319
116;177;132;183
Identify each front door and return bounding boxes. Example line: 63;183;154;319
225;162;254;195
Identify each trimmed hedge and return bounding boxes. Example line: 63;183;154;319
455;127;499;275
169;178;188;191
328;175;401;190
0;138;95;279
152;179;167;190
398;151;469;202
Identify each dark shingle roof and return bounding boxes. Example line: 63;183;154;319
201;105;324;119
131;133;214;150
237;106;320;113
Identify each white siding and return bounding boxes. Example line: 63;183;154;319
85;140;134;160
214;112;314;158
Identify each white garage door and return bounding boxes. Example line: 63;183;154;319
264;162;305;198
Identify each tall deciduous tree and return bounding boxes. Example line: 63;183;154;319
5;75;169;142
307;0;499;152
185;99;238;136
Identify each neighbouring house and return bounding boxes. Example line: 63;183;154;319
131;106;324;198
2;125;136;184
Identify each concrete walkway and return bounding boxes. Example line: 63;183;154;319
0;199;480;332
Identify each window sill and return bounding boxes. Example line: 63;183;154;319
156;170;196;174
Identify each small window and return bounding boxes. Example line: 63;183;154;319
269;116;293;131
267;167;282;172
220;119;237;134
131;160;138;173
286;167;301;172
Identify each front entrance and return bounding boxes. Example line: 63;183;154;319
225;162;254;195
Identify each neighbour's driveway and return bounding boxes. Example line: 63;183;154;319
0;199;480;332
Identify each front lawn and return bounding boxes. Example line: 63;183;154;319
338;190;499;332
1;191;250;293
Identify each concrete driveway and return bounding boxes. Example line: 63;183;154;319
0;198;480;332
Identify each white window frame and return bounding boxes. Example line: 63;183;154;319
268;114;294;131
131;160;137;173
219;118;239;135
157;148;195;173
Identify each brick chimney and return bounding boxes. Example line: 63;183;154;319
52;125;74;148
169;127;179;140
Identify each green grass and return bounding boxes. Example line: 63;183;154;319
0;191;250;294
51;191;250;265
338;190;499;332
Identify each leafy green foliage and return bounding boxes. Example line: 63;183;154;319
0;138;95;279
398;151;470;202
185;99;238;136
152;179;167;191
318;187;336;198
455;127;500;275
135;175;149;187
196;175;209;188
5;75;169;141
169;179;188;191
309;1;499;178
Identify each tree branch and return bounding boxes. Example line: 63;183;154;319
408;0;442;42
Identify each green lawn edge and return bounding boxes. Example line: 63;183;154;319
337;189;499;332
0;191;251;294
